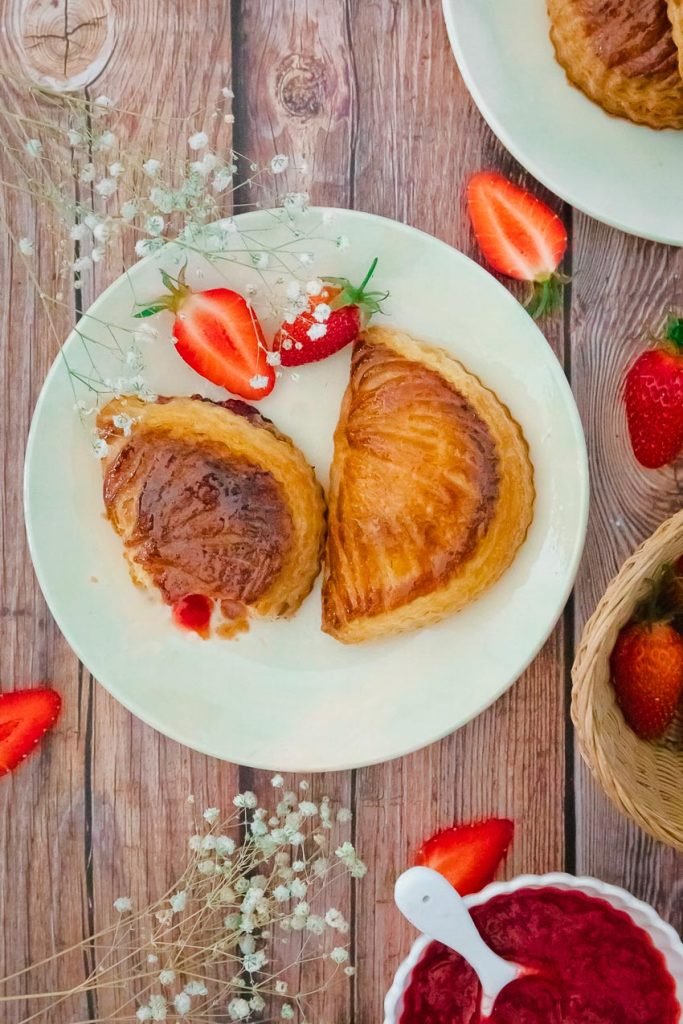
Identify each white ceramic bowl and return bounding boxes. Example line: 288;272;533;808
383;872;683;1023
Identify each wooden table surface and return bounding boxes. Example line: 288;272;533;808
2;1;683;1021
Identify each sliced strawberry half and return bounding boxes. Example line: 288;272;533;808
135;267;275;401
415;818;514;896
0;688;62;776
467;171;568;319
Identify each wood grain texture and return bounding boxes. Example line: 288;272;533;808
570;216;683;929
232;4;356;1020
1;0;682;1021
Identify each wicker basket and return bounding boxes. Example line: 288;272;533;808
572;509;683;851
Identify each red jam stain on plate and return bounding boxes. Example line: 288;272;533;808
399;887;680;1024
172;594;213;638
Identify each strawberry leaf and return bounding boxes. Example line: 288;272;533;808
133;303;167;319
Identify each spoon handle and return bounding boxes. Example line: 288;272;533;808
394;867;520;1012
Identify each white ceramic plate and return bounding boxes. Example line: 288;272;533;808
442;0;683;244
383;873;683;1023
24;208;588;771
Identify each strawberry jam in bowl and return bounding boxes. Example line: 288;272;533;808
383;874;683;1024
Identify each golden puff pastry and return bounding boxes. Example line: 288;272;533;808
321;327;534;644
547;0;683;129
97;395;325;634
668;0;683;78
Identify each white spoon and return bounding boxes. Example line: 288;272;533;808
394;866;526;1020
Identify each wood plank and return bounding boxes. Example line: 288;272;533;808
232;3;356;1020
0;38;89;1017
347;2;569;1019
570;215;683;930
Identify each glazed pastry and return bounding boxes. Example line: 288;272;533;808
97;395;325;636
668;0;683;78
547;0;683;129
321;327;534;644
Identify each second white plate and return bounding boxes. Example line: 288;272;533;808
443;0;683;244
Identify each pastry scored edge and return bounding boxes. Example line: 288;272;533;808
547;0;683;129
322;327;535;644
97;395;325;633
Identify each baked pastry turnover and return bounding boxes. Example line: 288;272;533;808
322;327;534;644
547;0;683;129
97;395;325;636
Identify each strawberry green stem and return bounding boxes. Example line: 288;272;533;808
358;257;378;292
664;315;683;348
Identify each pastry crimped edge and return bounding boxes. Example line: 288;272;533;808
547;0;683;129
97;395;326;621
322;326;535;644
668;0;683;79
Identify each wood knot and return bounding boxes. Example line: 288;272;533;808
14;0;116;91
276;54;327;120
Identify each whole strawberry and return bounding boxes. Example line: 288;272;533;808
274;257;386;367
625;316;683;469
611;620;683;739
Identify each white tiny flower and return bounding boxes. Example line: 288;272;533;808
133;323;157;344
270;154;289;174
250;818;268;837
245;373;269;390
336;234;350;250
145;215;165;237
125;349;144;373
224;113;235;124
325;908;349;933
313;303;331;323
330;946;350;963
95;177;117;198
159;969;176;986
281;1004;295;1019
201;834;217;852
94;95;114;110
184;981;208;996
67;128;84;146
169;890;187;913
293;901;309;918
149;994;167;1021
80;163;95;183
222;86;234;98
188;131;209;151
113;895;132;913
93;220;111;242
271;773;285;788
298;801;318;817
113;413;134;436
307;323;327;341
299;780;310;791
290;879;307;899
292;860;305;872
173;992;191;1017
306;914;325;935
243;950;268;973
18;237;33;256
97;131;116;151
216;834;236;857
91;246;105;263
156;909;173;926
266;350;281;366
313;856;329;877
212;167;233;193
250;995;266;1013
198;859;216;876
224;912;241;930
70;224;87;241
190;152;218;177
217;216;238;233
121;200;138;221
253;252;269;269
337;808;353;823
239;934;256;956
227;997;250;1020
24;138;42;157
275;980;288;995
234;791;258;809
135;238;163;257
136;1009;153;1022
344;965;356;976
188;834;201;852
72;255;92;274
109;161;124;177
284;191;309;212
143;159;161;177
274;885;290;903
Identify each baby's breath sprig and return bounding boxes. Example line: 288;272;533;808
0;780;364;1023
